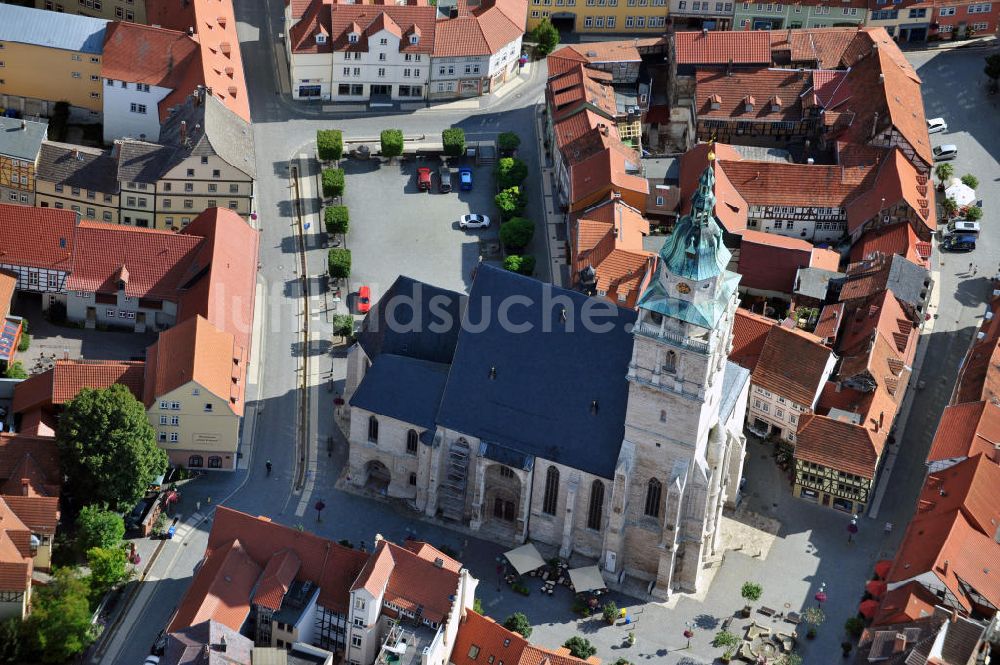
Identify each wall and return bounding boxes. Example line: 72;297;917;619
156;154;254;229
525;0;668;33
747;384;807;442
526;457;608;559
0;154;37;206
35;181;119;222
65;289;177;331
0;41;104;115
102;78;171;142
0;590;27;621
148;384;240;469
347;407;425;500
328;29;429;101
290;51;335;100
119;181;157;227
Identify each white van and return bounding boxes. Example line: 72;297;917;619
933;144;958;161
942;220;981;237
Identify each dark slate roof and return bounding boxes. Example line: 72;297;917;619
886;253;931;310
349;354;450;434
794;267;844;301
162;619;253;665
37;142;119;194
720;361;750;425
115;140;178;184
356;275;465;366
0;117;47;162
436;265;637;479
159;95;256;179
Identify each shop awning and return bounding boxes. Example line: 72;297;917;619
874;560;892;580
866;580;887;598
568;565;606;594
503;543;545;575
859;599;880;619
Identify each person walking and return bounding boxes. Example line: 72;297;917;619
265;460;272;476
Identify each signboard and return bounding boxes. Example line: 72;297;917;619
193;433;220;445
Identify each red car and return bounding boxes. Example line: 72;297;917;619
417;167;432;191
357;286;371;314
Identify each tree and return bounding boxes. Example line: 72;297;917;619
563;636;596;659
964;205;984;221
496;157;529;190
495;186;527;221
0;616;26;665
380;129;404;160
844;616;865;639
24;568;95;663
57;384;167;511
325;205;350;235
497;131;521;155
499;216;534;250
941;196;958;217
503;254;536;276
4;361;26;379
503;612;532;638
533;18;559;56
602;601;618;624
317;129;344;162
322;168;345;198
961;173;979;189
741;581;763;603
76;505;125;552
442;128;466;157
613;659;632;665
328;248;352;279
985;53;1000;82
935;162;954;183
802;607;825;628
87;545;130;595
712;630;739;649
778;653;803;665
333;314;355;340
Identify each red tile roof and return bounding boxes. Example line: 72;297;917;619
796;413;882;478
927;401;1000;467
812;303;844;344
674;30;772;65
0;271;15;322
730;309;776;372
737;230;813;295
453;612;592;665
753;325;833;407
169;537;262;632
952;297;1000;406
433;0;526;57
101;22;201;88
12;360;145;414
679;144;749;234
719;159;873;208
0;435;60;497
353;539;461;623
253;549;301;611
292;2;437;55
695;68;812;121
0;204;76;271
846;149;935;238
850;223;927;268
66;221;204;300
784;28;866;68
401;540;462;572
871;581;939;626
593;249;653;309
2;495;59;535
0;497;32;592
915;454;1000;536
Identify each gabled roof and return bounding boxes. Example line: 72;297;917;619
915;454;1000;536
695;68;812;121
2;495;59;535
253;549;301;611
718;159;873;208
352;539;460;623
163;620;254;665
795;413;881;478
101;22;201;88
850;222;927;268
730;309;776;372
143;315;246;416
37;142;119;194
813;303;844;343
846;149;935;237
298;3;437;55
158;93;257;179
678;143;748;234
0;435;60;497
401;540;462;572
453;611;592;665
0;4;108;54
432;0;526;57
168;537;262;632
774;27;867;69
593;249;653;309
926;401;1000;467
0;117;47;162
0;497;32;592
11;359;145;414
953;297;1000;406
0;204;76;271
737;229;813;295
871;581;940;626
753;325;833;407
350;354;450;433
674;30;772;65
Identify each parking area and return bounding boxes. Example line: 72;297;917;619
341;156;501;300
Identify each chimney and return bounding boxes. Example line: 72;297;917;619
870;111;880;140
188;26;195;36
63;349;69;361
219;635;227;652
726;57;733;76
702;26;708;35
807;157;815;165
878;73;885;84
892;633;907;654
950;607;959;623
994;523;1000;544
180;120;188;144
591;400;599;415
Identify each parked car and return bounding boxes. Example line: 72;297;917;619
439;165;452;193
357;285;372;314
927;117;948;134
417;167;432;191
941;220;981;237
941;234;977;252
459;168;473;190
459;214;491;229
144;657;161;665
933;144;958;161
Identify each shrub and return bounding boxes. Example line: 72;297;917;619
964;205;983;221
17;333;30;352
602;601;618;624
495;186;527;221
503;255;536;276
380;129;404;159
333;314;355;339
442;128;466;157
741;581;763;603
496;157;529;190
533;18;559;56
322;168;345;198
712;630;740;649
497;131;521;154
325;205;349;235
76;505;125;552
4;362;27;379
328;248;351;279
935;163;954;182
802;607;826;627
499;216;534;250
563;637;596;660
503;612;532;638
942;197;958;216
844;616;865;639
961;173;979;189
316;129;343;162
614;659;632;665
512;582;530;596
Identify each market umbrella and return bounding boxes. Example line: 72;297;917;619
946;180;976;208
874;560;892;580
568;565;606;594
859;599;880;619
866;580;887;598
503;543;546;576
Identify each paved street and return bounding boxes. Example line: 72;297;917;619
96;18;1000;665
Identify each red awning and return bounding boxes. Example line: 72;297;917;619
866;580;888;598
859;599;880;619
874;560;892;580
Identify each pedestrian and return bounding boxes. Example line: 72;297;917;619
884;522;893;535
196;501;201;513
973;265;979;276
970;261;974;272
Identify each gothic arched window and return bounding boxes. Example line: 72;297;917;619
542;466;559;515
644;478;662;518
587;480;605;530
663;350;677;374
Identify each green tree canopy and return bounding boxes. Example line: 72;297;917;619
325;205;350;235
563;636;596;659
533;18;559;56
935;162;954;182
496;157;529;190
0;617;26;665
503;612;532;638
24;568;95;663
381;129;404;159
442;128;466;157
57;384;167;511
4;362;26;379
741;581;763;602
961;173;979;189
328;248;352;279
503;254;536;276
87;545;130;595
499;216;534;250
322;168;345;198
333;313;355;340
964;205;983;221
76;505;125;552
497;131;521;154
495;186;527;221
317;129;344;162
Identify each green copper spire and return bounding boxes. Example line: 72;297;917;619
658;158;731;281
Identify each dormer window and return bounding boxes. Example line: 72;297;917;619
769;95;782;113
348;33;359;43
316;33;327;44
708;93;721;110
409;34;419;45
743;95;755;112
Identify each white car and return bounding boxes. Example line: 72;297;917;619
927;117;948;134
144;657;161;665
459;214;491;229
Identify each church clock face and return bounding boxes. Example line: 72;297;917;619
676;282;691;294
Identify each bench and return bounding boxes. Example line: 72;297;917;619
785;612;801;625
721;617;733;631
758;606;776;617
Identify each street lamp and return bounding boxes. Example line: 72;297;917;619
683;621;695;650
315;499;327;522
814;582;827;608
847;516;859;543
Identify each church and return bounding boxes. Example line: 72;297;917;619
343;162;750;597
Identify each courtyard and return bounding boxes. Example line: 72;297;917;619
341;155;502;299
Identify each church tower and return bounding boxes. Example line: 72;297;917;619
603;155;741;597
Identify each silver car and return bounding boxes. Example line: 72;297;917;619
927;117;948;134
459;214;491;229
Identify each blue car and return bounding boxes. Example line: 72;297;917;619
459;168;473;190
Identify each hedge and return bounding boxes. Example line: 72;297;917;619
496;157;528;190
325;205;349;235
503;254;536;276
322;168;345;198
380;129;404;159
328;248;351;279
317;130;343;162
442;128;466;157
495;186;527;221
